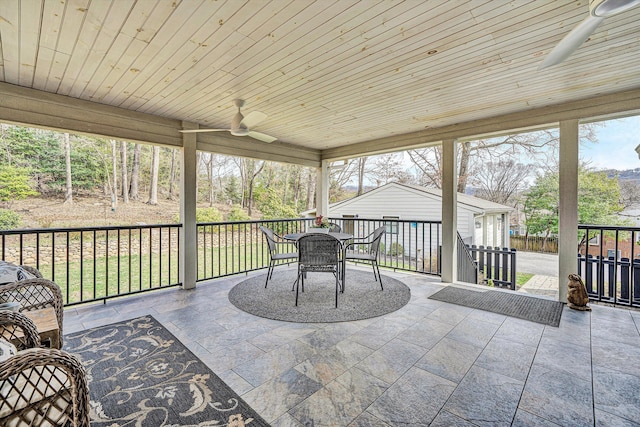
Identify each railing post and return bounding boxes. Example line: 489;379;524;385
620;257;630;301
585;254;595;296
486;247;493;282
494;247;501;286
478;245;485;274
634;259;640;301
510;248;517;290
501;247;509;284
607;256;616;300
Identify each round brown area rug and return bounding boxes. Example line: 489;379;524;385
228;269;411;323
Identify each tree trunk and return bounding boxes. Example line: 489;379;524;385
110;140;118;210
457;141;470;193
306;170;315;210
357;157;367;195
120;141;129;203
63;133;73;204
207;154;215;207
169;148;178;200
129;144;141;200
195;152;202;204
147;145;160;205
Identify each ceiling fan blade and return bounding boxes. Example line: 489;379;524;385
539;15;605;69
248;131;277;143
179;128;229;133
240;111;267;128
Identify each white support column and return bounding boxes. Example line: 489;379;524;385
558;119;579;303
492;214;499;248
180;122;198;290
503;213;510;248
441;139;457;283
482;216;488;246
316;160;330;217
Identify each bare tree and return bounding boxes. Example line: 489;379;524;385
63;133;73;204
120;141;129;204
408;124;600;193
471;160;532;205
169;148;178;200
620;179;640;210
129;144;141;200
206;153;216;206
147;145;160;205
110;140;118;209
357;157;368;195
236;158;265;215
306;169;315;210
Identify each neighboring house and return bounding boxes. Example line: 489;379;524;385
302;182;513;249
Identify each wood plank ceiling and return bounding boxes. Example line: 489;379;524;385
1;0;640;153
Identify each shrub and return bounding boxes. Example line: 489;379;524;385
388;242;404;256
174;207;223;224
196;207;223;223
0;209;21;230
226;205;251;222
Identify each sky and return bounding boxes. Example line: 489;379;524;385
580;115;640;171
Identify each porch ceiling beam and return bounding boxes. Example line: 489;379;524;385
321;88;640;161
197;134;321;167
0;82;182;148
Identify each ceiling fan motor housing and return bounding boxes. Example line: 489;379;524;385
590;0;640;17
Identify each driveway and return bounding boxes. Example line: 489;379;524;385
516;251;558;276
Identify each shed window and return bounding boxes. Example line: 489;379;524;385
342;214;356;235
383;216;399;235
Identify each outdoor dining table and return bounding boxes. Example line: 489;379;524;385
283;231;353;242
283;231;354;291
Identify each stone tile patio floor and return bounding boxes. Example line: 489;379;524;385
64;266;640;426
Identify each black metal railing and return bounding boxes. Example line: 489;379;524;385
467;245;517;290
457;233;479;285
1;216;522;307
196;217;443;281
1;224;181;306
196;218;310;280
578;224;640;308
329;217;442;275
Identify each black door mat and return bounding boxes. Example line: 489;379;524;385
428;286;564;327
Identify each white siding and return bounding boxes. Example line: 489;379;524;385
329;184;476;238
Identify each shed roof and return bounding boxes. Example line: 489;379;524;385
303;182;513;216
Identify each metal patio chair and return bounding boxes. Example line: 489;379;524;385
295;233;343;308
260;226;298;288
328;222;341;233
343;226;386;290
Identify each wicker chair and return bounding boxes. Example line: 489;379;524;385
0;311;41;351
343;226;386;290
295;233;343;308
0;347;90;426
0;266;64;348
260;226;298;288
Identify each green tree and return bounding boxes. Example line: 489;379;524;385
258;188;298;219
523;167;625;249
0;165;38;206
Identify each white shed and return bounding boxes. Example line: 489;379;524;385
302;182;513;248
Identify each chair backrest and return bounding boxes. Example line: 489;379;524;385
0;311;41;350
259;226;277;254
297;234;342;267
328;223;341;233
369;226;386;256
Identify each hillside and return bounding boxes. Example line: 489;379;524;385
11;196;240;229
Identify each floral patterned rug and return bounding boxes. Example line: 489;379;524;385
64;315;270;427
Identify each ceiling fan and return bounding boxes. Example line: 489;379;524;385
539;0;640;69
180;99;277;143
